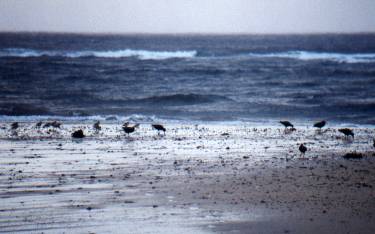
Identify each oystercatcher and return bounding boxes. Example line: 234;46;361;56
93;121;101;131
338;128;354;139
152;124;166;135
280;121;294;129
299;143;307;156
313;120;326;129
122;123;139;136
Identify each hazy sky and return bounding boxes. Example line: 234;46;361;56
1;0;375;34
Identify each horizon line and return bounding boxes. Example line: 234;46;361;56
1;30;375;36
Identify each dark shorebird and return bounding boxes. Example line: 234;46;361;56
11;122;19;130
299;143;307;156
280;121;294;129
152;124;166;135
280;121;296;133
36;121;43;128
52;121;61;128
43;122;51;128
43;121;61;128
122;122;140;136
93;121;101;131
72;129;85;138
313;120;326;130
338;128;354;139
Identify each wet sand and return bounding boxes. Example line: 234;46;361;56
0;122;375;233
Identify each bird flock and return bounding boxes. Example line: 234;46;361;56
7;120;168;139
5;119;371;157
280;120;358;157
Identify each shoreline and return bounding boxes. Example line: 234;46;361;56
1;116;374;128
0;122;374;233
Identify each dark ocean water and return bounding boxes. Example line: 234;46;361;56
1;33;375;124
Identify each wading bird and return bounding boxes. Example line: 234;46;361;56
280;121;294;129
152;124;166;135
72;129;85;138
11;122;19;130
43;121;61;128
313;120;326;130
280;121;296;132
36;121;43;128
93;121;101;131
299;143;307;156
122;122;140;136
338;128;354;139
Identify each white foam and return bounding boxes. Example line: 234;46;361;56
0;48;197;60
0;114;162;124
0;115;105;122
248;51;375;63
3;48;374;63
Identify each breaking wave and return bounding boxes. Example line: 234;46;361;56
3;48;375;63
0;114;159;123
248;51;375;63
0;48;197;60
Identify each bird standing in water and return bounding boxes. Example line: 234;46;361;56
314;120;326;130
299;143;307;157
122;122;140;136
93;121;101;131
72;129;85;138
152;124;166;135
11;122;19;130
280;121;294;129
43;121;61;128
280;121;296;133
338;128;354;139
36;121;43;128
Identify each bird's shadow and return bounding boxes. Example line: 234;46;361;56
123;136;136;142
297;157;309;161
71;138;84;143
284;128;296;134
152;134;166;140
314;129;328;135
341;137;354;144
10;130;18;136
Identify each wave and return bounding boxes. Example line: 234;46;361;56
1;114;374;127
125;94;233;106
0;114;159;123
2;48;375;63
247;51;375;63
0;48;197;60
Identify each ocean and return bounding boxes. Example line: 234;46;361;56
1;33;375;125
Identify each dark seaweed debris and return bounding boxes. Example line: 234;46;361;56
343;152;363;159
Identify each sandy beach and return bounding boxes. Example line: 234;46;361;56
0;122;374;233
